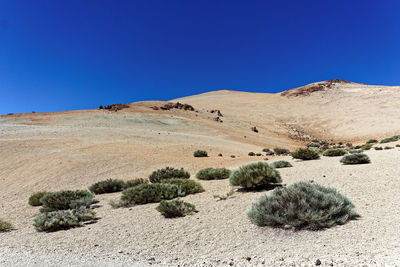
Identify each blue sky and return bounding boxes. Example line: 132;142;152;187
1;0;399;114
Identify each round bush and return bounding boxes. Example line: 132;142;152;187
229;162;282;189
340;153;371;165
323;148;347;157
247;181;358;230
291;148;320;160
120;183;180;206
28;191;48;206
374;147;383;150
162;179;204;195
262;148;270;152
0;219;12;232
149;167;190;183
193;150;208;157
40;190;95;212
196;168;231;180
124;178;148;189
273;147;290;155
366;139;378;144
89;179;125;194
156;199;196;218
271;160;293;168
348;149;363;154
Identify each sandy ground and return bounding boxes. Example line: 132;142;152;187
1;81;400;266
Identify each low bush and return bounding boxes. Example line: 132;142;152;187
124;178;148;189
40;190;95;212
396;144;400;147
361;143;373;150
248;152;255;156
229;162;282;189
348;149;363;154
340;153;371;165
384;146;394;150
89;179;125;194
33;207;96;232
256;153;262;156
156;199;196;218
0;219;12;232
380;135;400;143
307;143;320;148
28;191;48;206
346;143;353;148
196;168;231;180
271;160;293;168
193;150;208;157
323;148;347;157
162;178;204;195
247;181;358;230
374;147;383;150
291;148;320;160
262;148;270;152
120;183;181;206
149;167;190;183
273;148;290;155
366;139;378;144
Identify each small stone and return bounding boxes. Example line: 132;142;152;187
315;259;321;265
245;257;251;261
229;262;234;266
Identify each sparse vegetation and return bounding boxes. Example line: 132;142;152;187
0;219;13;232
307;143;320;148
28;191;49;206
361;143;373;150
291;148;320;160
33;207;96;232
262;148;270;152
384;146;394;150
229;162;282;189
193;150;208;157
348;149;363;154
162;178;204;195
89;179;125;194
271;160;293;168
120;183;181;206
380;135;400;144
340;153;371;165
156;199;196;218
346;143;353;148
273;148;290;155
149;167;190;183
374;147;383;150
124;178;148;189
196;167;231;180
40;190;96;212
323;148;347;157
247;181;358;230
366;139;378;144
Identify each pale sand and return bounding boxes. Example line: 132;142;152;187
1;81;400;266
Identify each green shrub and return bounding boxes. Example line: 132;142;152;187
248;152;255;156
149;167;190;183
271;160;293;168
323;148;347;157
196;168;231;180
353;145;362;149
89;179;125;194
340;153;371;165
40;190;95;212
361;143;373;150
156;199;196;218
28;191;48;206
162;179;204;195
273;148;290;155
366;139;378;144
248;181;358;230
307;143;320;148
0;219;12;232
256;153;262;156
374;147;383;150
291;148;320;160
193;150;208;157
120;183;181;206
349;149;363;154
33;207;96;232
345;143;353;148
262;148;270;152
229;162;282;189
384;146;394;150
396;144;400;147
380;135;400;143
124;178;148;189
230;155;236;158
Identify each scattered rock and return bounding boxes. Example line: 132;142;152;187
99;104;129;112
251;126;258;133
245;257;251;261
265;151;275;156
218;153;223;157
315;259;321;265
213;116;223;123
210;109;223;116
155;102;195;111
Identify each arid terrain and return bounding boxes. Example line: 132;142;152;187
1;80;400;266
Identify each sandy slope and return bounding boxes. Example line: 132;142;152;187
1;80;400;266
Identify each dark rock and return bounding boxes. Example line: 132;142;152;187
315;259;321;265
251;126;258;133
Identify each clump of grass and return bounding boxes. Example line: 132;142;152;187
33;207;96;232
40;190;96;212
89;179;125;194
340;153;371;165
119;183;181;206
247;181;358;230
196;167;231;180
124;178;148;189
273;148;290;155
156;199;196;218
291;148;320;160
323;148;347;157
193;150;208;157
271;160;293;168
28;191;49;206
366;139;378;144
149;167;190;183
0;219;13;232
229;162;281;189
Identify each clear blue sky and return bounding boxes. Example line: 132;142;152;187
1;0;399;114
